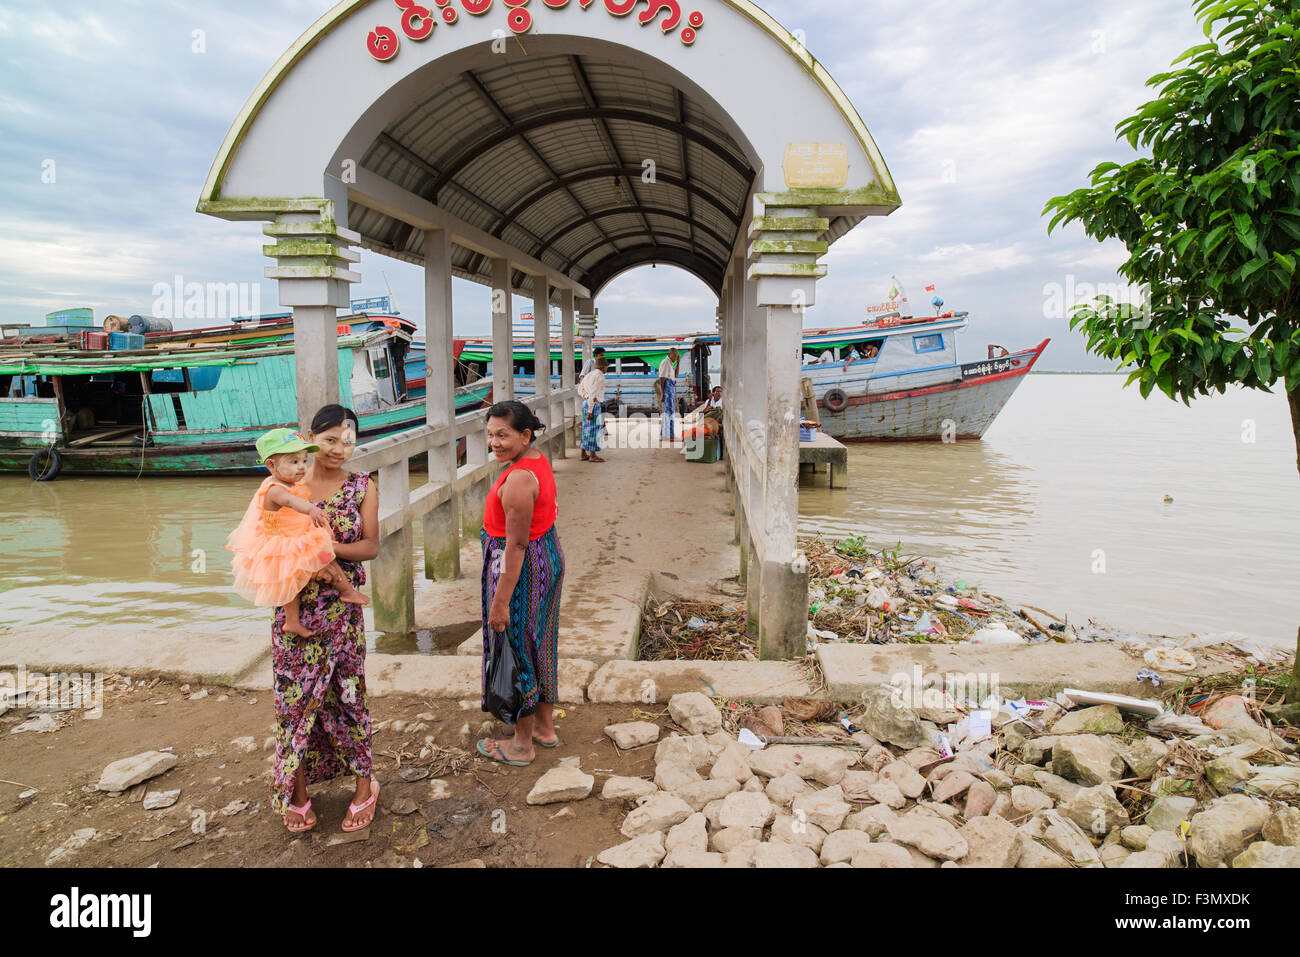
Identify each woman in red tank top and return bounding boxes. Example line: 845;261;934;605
477;401;565;767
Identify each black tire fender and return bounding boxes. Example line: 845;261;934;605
823;388;848;413
29;446;62;482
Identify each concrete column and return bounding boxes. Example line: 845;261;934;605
532;278;555;458
263;211;360;428
560;288;577;447
490;257;513;402
577;298;596;375
372;458;415;634
422;228;460;581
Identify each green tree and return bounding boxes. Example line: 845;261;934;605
1044;0;1299;701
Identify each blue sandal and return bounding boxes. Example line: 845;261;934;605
477;738;532;766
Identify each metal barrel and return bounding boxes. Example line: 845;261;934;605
103;315;128;333
127;315;174;334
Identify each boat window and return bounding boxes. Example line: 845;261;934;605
372;352;390;380
617;357;654;376
913;334;945;354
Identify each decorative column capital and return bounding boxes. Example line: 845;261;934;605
262;210;361;308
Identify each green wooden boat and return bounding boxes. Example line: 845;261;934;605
0;326;491;479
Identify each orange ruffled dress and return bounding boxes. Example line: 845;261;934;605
227;477;336;608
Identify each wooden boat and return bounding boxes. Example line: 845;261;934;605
795;311;1048;440
0;318;491;478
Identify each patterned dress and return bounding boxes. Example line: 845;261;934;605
269;470;372;816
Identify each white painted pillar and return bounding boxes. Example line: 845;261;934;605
560;287;577;447
490;257;513;402
532;277;555;458
423;228;460;580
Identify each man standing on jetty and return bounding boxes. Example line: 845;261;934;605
657;347;680;442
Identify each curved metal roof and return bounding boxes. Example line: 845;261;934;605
348;52;755;298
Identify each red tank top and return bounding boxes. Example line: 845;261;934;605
483;452;558;540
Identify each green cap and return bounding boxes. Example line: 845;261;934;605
256;428;319;464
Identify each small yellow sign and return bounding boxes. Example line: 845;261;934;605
782;143;849;188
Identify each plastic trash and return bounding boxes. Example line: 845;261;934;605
970;622;1025;645
1148;711;1213;736
1063;688;1164;717
483;631;524;724
685;617;712;630
1144;646;1197;673
737;728;765;750
1136;668;1163;687
866;587;895;611
934;594;958;608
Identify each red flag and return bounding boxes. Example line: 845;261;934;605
924;283;936;292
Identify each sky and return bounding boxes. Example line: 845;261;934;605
0;0;1210;369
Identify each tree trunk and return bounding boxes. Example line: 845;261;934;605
1290;379;1300;703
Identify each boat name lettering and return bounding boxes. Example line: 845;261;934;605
960;358;1017;380
367;0;704;57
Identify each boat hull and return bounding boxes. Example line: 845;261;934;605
815;340;1048;440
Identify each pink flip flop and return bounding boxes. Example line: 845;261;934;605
284;798;315;834
341;780;379;832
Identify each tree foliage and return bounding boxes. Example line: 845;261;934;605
1044;0;1300;407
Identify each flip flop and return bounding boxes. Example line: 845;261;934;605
477;738;532;766
341;780;379;832
533;735;559;748
284;798;315;834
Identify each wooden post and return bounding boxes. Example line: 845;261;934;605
422;227;460;581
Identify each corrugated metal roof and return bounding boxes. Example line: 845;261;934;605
350;52;756;295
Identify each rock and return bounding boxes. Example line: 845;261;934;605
12;714;59;734
1052;704;1124;735
601;776;657;802
839;770;878;801
1232;841;1300;868
880;761;926;799
97;751;179;792
709;743;754;784
1031;769;1083;803
844;805;898;839
960;815;1021;868
742;777;764;793
917;801;963;824
597;833;666;868
851;731;881;750
902;844;941;868
702;799;725;830
1016;839;1070;868
1100;843;1132;867
674;778;740;812
143;789;181;811
45;828;99;865
888;809;969;861
703;731;731;756
769;814;827;853
1026;810;1101;865
850;843;915;868
1186;794;1271;867
662;849;724;868
793;747;856;785
858;686;932;749
1145;795;1197;831
721;839;762;868
710;827;760;854
718;791;776;830
621;793;693;837
765;771;812;807
1121;825;1154;850
791;787;852;832
1001;722;1034;755
604;721;661;749
230;736;258;754
654;763;702;792
861;744;894;772
668;692;722;735
932;770;977;804
654;734;714;770
1205;756;1252;795
1021;736;1059;765
664;813;707;855
1004;785;1053;820
1262;807;1300;847
1058;785;1130;837
753;842;819;868
1119;850;1171;868
964;781;997;818
820;829;876;865
748;745;804;779
982;768;1014;790
866;778;907;810
1115;737;1168;778
1145;830;1186;867
526;767;594;805
1051;736;1125;786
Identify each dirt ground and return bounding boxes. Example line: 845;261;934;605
0;678;665;868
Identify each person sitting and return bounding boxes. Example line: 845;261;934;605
691;385;723;417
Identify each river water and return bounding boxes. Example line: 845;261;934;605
1;374;1296;648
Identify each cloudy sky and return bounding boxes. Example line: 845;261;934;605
0;0;1207;369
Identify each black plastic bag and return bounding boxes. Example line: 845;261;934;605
483;629;524;725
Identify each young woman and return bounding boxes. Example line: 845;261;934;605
271;404;381;834
476;401;565;766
